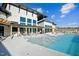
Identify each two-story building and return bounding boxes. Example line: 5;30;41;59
38;19;56;33
0;3;46;36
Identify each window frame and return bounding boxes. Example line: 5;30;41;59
33;20;36;25
12;27;18;32
27;18;31;23
20;17;26;26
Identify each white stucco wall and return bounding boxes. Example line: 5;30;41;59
4;25;10;36
38;21;56;28
6;4;38;26
38;22;44;27
44;21;56;28
0;11;6;19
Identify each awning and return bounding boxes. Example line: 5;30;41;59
0;18;11;25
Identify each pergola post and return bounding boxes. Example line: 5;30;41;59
10;25;12;36
28;27;30;35
36;27;38;34
42;28;45;33
31;27;33;34
52;28;55;34
25;27;27;34
18;26;20;35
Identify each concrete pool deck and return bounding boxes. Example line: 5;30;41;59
1;33;68;56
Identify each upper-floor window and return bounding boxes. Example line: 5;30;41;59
27;18;31;23
20;17;26;26
45;25;52;28
27;18;32;26
20;17;26;22
50;29;52;32
33;20;36;25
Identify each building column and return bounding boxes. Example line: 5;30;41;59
18;26;20;35
10;25;12;36
31;27;33;34
52;28;55;34
76;29;77;33
28;27;30;35
36;28;38;34
42;28;45;33
25;27;27;34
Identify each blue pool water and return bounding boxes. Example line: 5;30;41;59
28;34;79;56
48;34;79;56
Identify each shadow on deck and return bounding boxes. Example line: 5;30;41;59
0;42;11;56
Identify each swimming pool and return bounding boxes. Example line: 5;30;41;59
28;34;79;56
48;34;79;56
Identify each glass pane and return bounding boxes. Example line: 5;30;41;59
27;28;29;33
20;17;26;22
33;28;36;33
27;18;31;23
0;26;4;36
33;20;36;24
12;27;18;32
45;25;52;28
20;28;25;33
27;24;31;26
20;23;26;26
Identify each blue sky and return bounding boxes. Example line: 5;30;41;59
23;3;79;27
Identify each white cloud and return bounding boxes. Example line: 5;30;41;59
60;15;65;18
60;3;76;18
61;3;76;14
51;15;55;19
36;8;43;13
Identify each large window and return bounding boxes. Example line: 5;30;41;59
27;24;31;26
33;20;36;25
33;28;36;33
45;25;52;28
27;18;31;23
45;29;49;33
12;27;18;32
20;17;26;26
27;18;32;26
20;28;25;33
27;28;31;34
50;29;52;32
0;26;4;36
